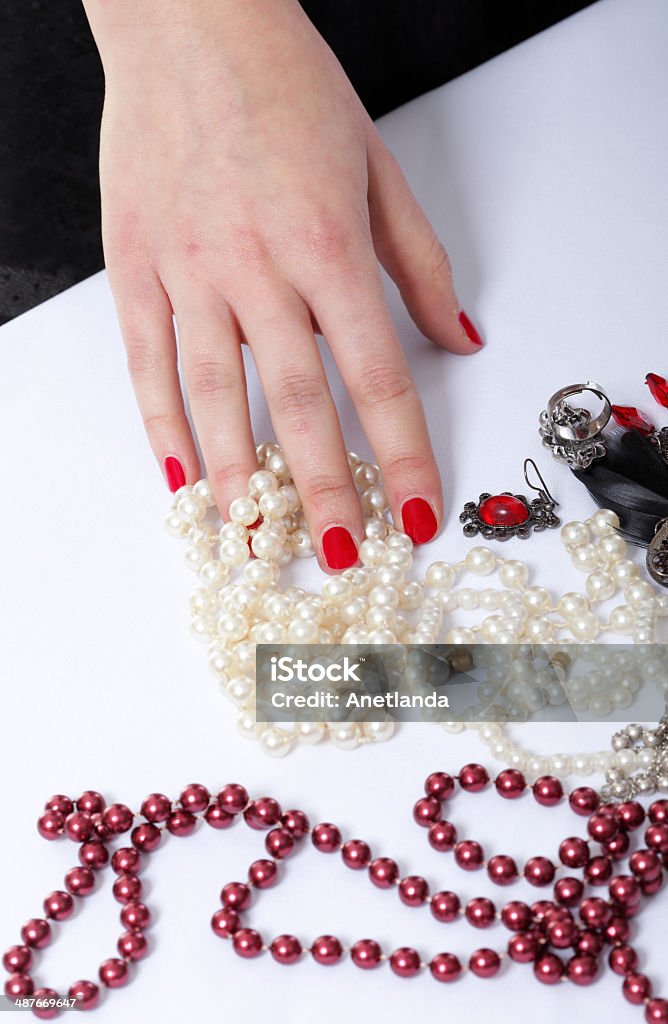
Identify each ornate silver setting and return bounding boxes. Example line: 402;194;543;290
539;382;611;469
647;517;668;587
459;459;560;541
605;711;668;800
650;425;668;465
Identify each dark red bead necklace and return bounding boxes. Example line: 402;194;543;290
4;772;668;1020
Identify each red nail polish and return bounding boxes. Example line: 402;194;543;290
402;497;438;544
164;456;186;492
459;310;483;346
322;526;358;570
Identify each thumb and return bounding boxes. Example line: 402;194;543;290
366;130;483;354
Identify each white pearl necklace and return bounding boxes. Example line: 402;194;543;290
165;444;668;756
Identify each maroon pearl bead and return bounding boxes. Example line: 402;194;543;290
650;800;668;825
140;793;171;823
43;890;74;921
424;771;455;800
118;930;148;961
390;947;421;977
280;809;309;838
577;930;604;956
585;856;613;885
45;795;74;817
569;787;600;816
4;973;33;998
90;813;113;843
487;855;518;886
495;769;526;799
249;859;278;889
211;909;240;938
265;828;295;860
79;841;109;870
618;801;646;831
641;875;664;897
311;823;341;852
232;929;263;958
76;791;105;816
102;804;134;835
399;876;429;906
112;848;142;875
204;804;235;830
501;901;532;932
369;857;399;888
413;796;441;826
351;939;382;969
131;823;161;852
20;919;50;950
559;837;590;869
630;849;662;881
466;897;496;928
588;812;619;843
566;954;598;985
454;840;484;870
68;979;100;1010
218;784;249;815
646;999;668;1024
603;832;631;860
64;812;94;843
342;839;371;869
525;856;555;887
428;820;457;852
37;810;64;841
270;934;301;965
555;877;584;907
534;953;564;984
311;935;343;965
166;809;196;837
508;931;541;963
180;783;210;814
624;973;653;1004
458;764;489;792
65;866;95;896
609;944;638;975
531;900;557;923
221;882;251;911
31;986;60;1019
646;824;668;854
99;958;129;988
2;945;32;973
470;948;501;978
605;916;631;944
120;901;151;932
546;916;577;949
431;890;461;923
533;776;563;807
112;874;142;904
579;897;612;929
244;798;281;830
430;952;462;982
609;875;640;907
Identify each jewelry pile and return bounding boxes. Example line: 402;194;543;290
4;745;668;1019
165;445;668;756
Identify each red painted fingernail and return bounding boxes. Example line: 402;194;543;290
322;526;358;570
164;456;186;492
402;497;438;544
459;310;483;346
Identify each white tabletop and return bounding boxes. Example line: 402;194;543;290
2;0;668;1021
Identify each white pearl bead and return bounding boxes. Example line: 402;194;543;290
458;588;479;611
229;496;260;526
260;727;292;758
569;611;600;641
426;562;457;589
445;627;475;644
296;721;326;744
561;521;591;547
363;720;395;742
329;723;361;750
358;539;388;566
570;543;600;572
465;547;496;576
625;580;656;604
498;560;529;589
589;508;620;535
248;470;279;497
585;570;615;602
557;593;589;619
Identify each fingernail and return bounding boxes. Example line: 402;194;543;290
401;497;438;544
164;456;186;492
459;310;483;347
322;526;358;570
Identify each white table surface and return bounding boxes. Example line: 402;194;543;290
2;0;668;1021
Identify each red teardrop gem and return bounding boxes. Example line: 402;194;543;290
610;405;655;435
478;495;529;527
646;373;668;409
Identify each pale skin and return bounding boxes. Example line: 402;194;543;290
82;0;482;570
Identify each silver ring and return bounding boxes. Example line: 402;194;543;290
545;382;611;442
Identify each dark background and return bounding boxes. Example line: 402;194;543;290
0;0;595;324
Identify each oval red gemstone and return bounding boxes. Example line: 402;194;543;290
479;495;529;528
610;405;655;435
646;373;668;409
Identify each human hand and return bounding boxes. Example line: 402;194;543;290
84;0;482;569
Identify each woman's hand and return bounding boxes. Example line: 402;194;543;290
84;0;482;569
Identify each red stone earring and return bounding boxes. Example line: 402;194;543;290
459;459;560;541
